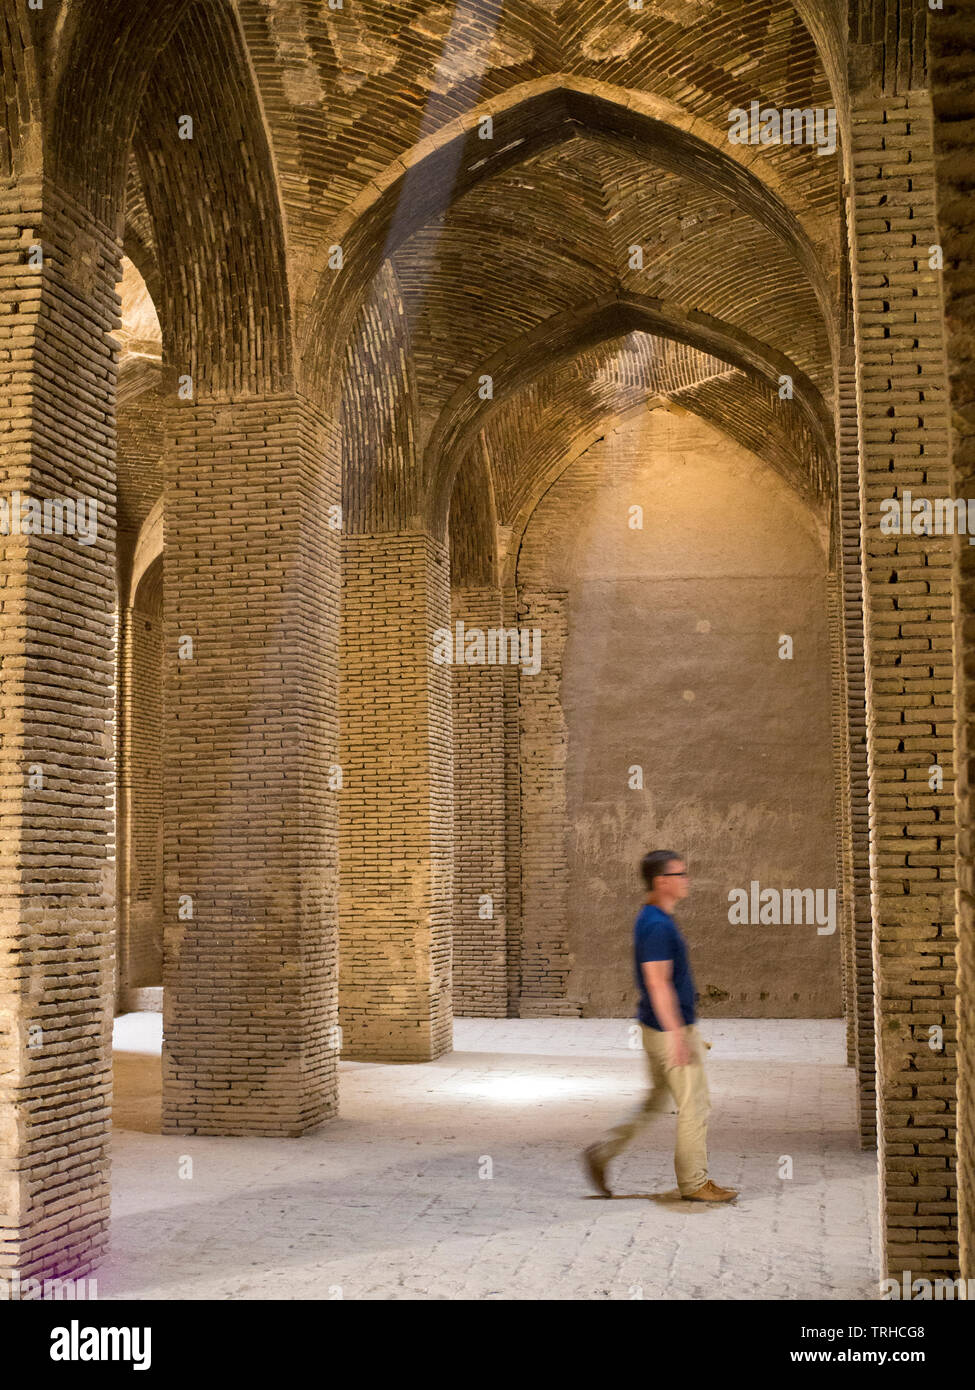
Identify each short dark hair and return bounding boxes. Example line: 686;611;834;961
641;850;683;889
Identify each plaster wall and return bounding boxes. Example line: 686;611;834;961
518;406;841;1018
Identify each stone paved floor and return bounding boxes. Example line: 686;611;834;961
99;1016;879;1300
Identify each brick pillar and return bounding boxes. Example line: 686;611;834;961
339;532;453;1060
117;566;164;1006
848;84;959;1274
451;587;507;1017
161;394;339;1136
516;588;580;1017
0;178;120;1281
929;0;975;1284
501;585;522;1016
826;567;856;1068
836;347;877;1145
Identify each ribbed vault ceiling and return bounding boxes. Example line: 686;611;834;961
110;0;843;560
235;0;839;269
392;129;831;430
448;329;830;586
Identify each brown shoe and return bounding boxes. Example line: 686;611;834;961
582;1144;612;1197
682;1180;738;1203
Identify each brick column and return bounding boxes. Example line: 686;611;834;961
516;589;580;1017
451;587;508;1017
339;532;453;1060
929;0;975;1284
161;394;339;1136
501;585;522;1016
836;347;877;1145
848;85;959;1274
116;565;164;1007
0;178;120;1282
826;567;856;1067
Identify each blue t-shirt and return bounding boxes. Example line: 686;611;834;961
634;904;697;1030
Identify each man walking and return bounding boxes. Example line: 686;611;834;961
583;850;737;1202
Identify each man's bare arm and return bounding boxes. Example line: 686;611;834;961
642;960;690;1065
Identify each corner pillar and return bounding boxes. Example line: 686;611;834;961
0;178;120;1281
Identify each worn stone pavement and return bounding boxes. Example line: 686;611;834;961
98;1017;879;1300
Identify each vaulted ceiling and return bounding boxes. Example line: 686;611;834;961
110;0;844;559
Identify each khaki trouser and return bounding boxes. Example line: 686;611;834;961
595;1023;710;1196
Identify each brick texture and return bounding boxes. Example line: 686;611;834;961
0;178;120;1281
516;590;579;1017
929;0;975;1283
847;57;959;1270
117;557;164;1000
339;532;453;1059
835;346;877;1143
161;395;339;1136
451;587;509;1018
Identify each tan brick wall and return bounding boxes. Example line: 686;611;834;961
339;532;453;1059
827;568;856;1066
835;347;877;1144
848;76;959;1272
930;0;975;1281
117;559;164;998
451;587;509;1017
161;394;340;1136
515;590;577;1017
0;178;120;1281
501;586;524;1015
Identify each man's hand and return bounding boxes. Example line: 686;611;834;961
642;961;690;1065
669;1030;691;1067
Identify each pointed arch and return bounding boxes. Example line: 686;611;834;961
492;372;829;589
298;77;838;404
426;291;833;533
131;0;293;396
49;0;191;227
449;435;500;590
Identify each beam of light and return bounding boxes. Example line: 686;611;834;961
379;0;507;261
